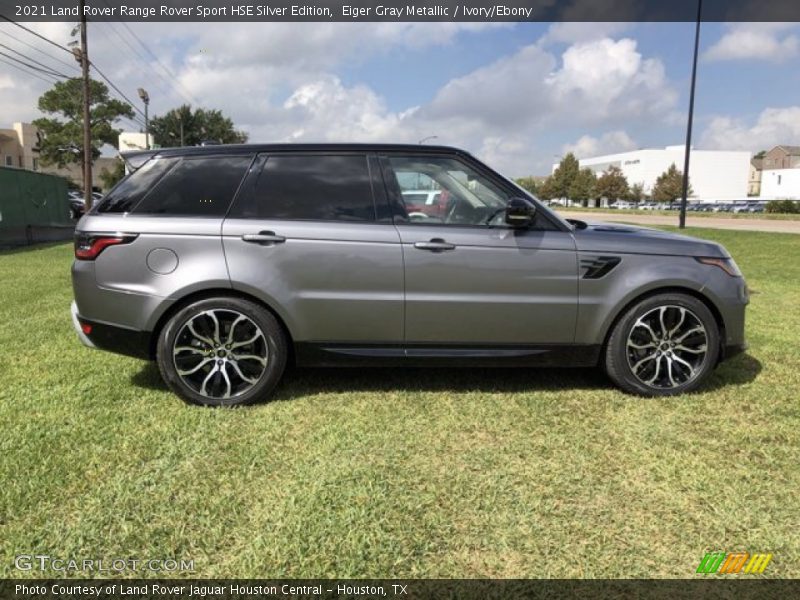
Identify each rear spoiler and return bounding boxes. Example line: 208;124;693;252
120;149;160;172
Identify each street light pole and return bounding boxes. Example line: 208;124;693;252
679;0;702;229
138;88;150;149
79;0;92;210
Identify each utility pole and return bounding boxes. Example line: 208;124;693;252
138;88;150;149
79;0;92;210
679;0;702;229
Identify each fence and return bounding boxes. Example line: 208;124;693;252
0;167;73;247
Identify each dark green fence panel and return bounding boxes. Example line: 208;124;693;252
0;167;72;247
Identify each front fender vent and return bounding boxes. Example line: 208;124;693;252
581;256;622;279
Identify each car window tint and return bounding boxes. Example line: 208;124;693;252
95;157;177;213
232;154;375;222
132;156;252;216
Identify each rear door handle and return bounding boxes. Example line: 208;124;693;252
241;231;286;245
413;238;456;252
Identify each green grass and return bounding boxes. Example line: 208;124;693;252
555;206;800;220
1;229;799;579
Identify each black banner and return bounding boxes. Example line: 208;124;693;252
2;580;800;600
3;0;800;22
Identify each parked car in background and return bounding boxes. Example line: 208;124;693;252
402;190;445;220
71;143;749;404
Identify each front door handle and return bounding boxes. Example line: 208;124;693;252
241;231;286;245
413;238;456;252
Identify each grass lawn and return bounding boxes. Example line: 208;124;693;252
554;207;800;220
1;228;798;579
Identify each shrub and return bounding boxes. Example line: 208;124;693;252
766;199;800;214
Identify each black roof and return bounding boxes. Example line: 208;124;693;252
121;143;471;164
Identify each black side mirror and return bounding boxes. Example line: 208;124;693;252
505;197;537;227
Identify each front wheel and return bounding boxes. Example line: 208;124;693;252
156;297;287;406
604;293;720;396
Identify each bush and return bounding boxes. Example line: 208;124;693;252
766;199;800;214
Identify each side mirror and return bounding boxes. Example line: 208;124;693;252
505;197;537;227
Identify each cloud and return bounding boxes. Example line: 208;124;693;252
541;22;631;45
0;23;679;177
563;131;637;158
704;23;799;62
700;106;800;151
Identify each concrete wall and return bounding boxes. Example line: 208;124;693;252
575;146;751;200
761;168;800;200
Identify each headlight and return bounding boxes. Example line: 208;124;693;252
695;257;742;277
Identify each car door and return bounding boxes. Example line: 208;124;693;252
222;153;404;345
381;154;578;347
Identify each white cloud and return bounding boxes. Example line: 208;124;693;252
542;22;631;45
704;23;799;62
563;131;637;158
700;106;800;151
0;23;679;176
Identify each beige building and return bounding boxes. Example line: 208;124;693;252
762;145;800;170
0;121;117;190
748;158;763;196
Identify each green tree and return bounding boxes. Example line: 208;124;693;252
594;165;629;204
33;78;134;187
627;182;646;203
149;104;248;147
550;153;580;200
99;158;126;191
537;176;556;201
514;176;539;195
569;168;596;207
753;150;767;159
652;163;693;203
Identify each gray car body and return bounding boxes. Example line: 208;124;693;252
71;144;748;368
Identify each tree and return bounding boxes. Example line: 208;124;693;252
514;176;539;195
628;182;646;203
99;158;126;191
149;104;248;147
594;165;629;204
549;153;580;200
651;163;693;203
33;78;134;188
754;150;767;159
569;168;596;207
537;176;556;201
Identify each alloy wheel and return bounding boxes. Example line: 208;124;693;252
172;309;268;399
626;305;709;390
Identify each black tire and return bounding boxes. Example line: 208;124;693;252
604;293;720;397
156;297;288;407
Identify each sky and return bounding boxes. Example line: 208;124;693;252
1;20;799;177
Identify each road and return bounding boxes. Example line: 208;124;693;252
559;211;800;234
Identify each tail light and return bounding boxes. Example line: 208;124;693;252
74;232;137;260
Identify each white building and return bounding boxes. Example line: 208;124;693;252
760;168;800;200
562;146;751;201
118;131;151;153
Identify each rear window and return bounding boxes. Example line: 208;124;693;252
96;157;177;213
132;155;252;216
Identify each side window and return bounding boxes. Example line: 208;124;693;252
230;154;375;222
96;157;178;213
387;155;555;230
132;155;252;216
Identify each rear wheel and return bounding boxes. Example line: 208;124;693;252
156;297;287;406
605;293;719;396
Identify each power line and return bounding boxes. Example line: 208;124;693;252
0;15;73;55
0;29;80;73
0;48;71;78
0;55;59;84
0;43;72;78
89;61;148;120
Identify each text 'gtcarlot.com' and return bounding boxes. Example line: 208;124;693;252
14;554;194;573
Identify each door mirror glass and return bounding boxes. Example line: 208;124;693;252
505;197;537;227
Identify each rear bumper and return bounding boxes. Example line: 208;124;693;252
70;301;152;360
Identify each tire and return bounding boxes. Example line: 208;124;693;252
604;293;720;397
156;297;288;407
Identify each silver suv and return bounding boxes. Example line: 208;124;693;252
71;144;748;405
